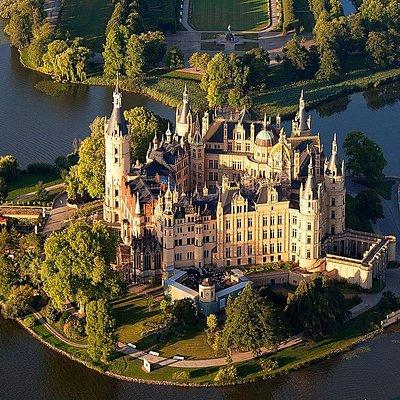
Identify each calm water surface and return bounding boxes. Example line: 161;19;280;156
3;18;400;400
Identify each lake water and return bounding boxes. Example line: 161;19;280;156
3;17;400;400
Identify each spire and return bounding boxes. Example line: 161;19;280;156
165;178;173;212
183;83;188;103
165;122;172;143
327;134;338;174
263;113;267;129
298;90;309;132
192;114;203;145
178;84;191;124
152;131;160;150
135;192;141;215
107;74;128;136
303;156;317;199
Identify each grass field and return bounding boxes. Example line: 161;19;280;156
58;0;114;52
7;172;62;201
189;0;270;31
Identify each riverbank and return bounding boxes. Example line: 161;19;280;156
17;304;393;387
18;48;400;119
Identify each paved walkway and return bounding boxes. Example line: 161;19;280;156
32;310;88;349
10;183;66;203
118;336;303;369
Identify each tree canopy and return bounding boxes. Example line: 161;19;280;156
40;221;122;310
285;276;348;338
221;284;279;355
343;131;387;181
355;189;384;223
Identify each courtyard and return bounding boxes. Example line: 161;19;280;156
189;0;270;31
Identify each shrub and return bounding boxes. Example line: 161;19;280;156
171;370;190;383
259;357;278;372
63;315;85;340
214;364;238;384
22;315;36;328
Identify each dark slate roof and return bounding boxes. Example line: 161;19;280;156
143;160;170;178
127;177;161;204
206;120;267;143
107;107;128;136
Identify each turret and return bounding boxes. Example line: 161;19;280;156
202;110;210;136
132;192;142;238
152;131;160;150
165;122;172;144
104;81;130;224
194;207;204;268
175;84;193;139
292;90;311;136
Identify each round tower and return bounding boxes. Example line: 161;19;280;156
104;82;130;224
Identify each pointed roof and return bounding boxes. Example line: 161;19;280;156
178;84;191;124
298;90;309;132
106;80;128;136
135;192;141;215
303;157;318;198
327;133;338;173
191;114;203;145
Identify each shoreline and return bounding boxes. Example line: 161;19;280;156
15;314;389;388
18;49;400;119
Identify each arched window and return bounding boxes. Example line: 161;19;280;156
155;252;161;270
144;252;151;270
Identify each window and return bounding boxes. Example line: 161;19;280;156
114;147;118;154
225;248;231;258
331;211;336;219
307;235;311;244
307;222;312;230
278;215;283;225
237;232;242;242
237;219;242;228
246;143;250;152
270;229;275;239
306;250;311;259
263;230;268;239
263;217;268;226
225;234;231;243
291;242;297;252
248;231;253;240
248;218;253;227
237;247;242;256
331;197;336;206
292;228;297;238
144;252;151;270
270;244;275;253
236;143;242;151
263;244;268;254
277;242;282;253
226;220;231;230
277;228;282;238
248;245;253;255
271;216;275;225
115;189;119;197
292;216;297;225
175;253;182;261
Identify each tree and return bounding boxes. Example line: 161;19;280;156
40;221;122;311
0;177;8;203
221;284;279;356
27;22;54;67
4;0;45;48
0;257;19;301
214;363;238;384
125;34;145;81
355;189;384;223
205;313;218;344
1;284;36;319
0;155;18;182
241;48;270;89
171;297;197;326
285;276;348;338
139;31;166;69
343;131;387;181
86;299;116;362
67;117;106;200
366;30;400;69
103;26;126;77
316;46;341;81
282;37;318;79
124;107;169;162
35;181;48;203
165;46;184;69
189;52;210;71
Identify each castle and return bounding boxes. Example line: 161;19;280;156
104;84;396;292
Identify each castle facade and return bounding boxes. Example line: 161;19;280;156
104;85;395;290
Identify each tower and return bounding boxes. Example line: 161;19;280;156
162;181;175;270
104;81;130;224
190;114;204;191
324;134;345;235
298;157;321;269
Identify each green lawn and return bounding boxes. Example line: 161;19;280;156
7;172;62;201
114;295;217;359
58;0;114;52
189;0;270;31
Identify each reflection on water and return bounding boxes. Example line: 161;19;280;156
363;82;400;111
315;95;351;118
